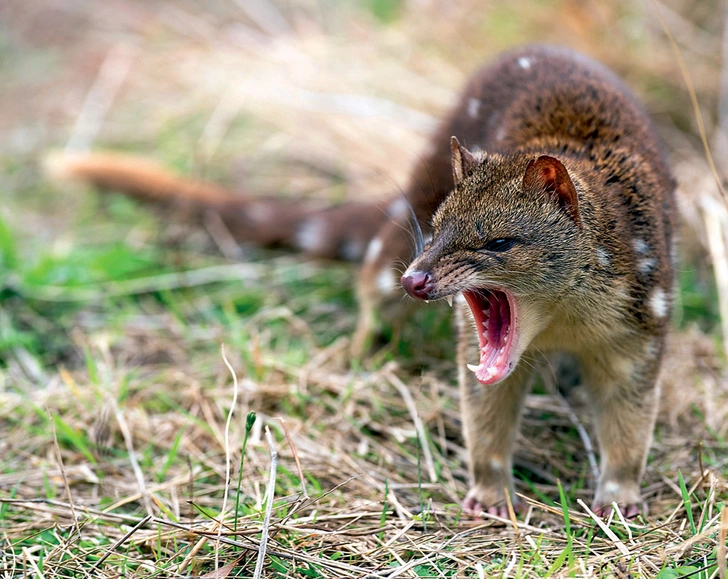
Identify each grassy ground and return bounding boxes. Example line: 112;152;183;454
1;1;727;577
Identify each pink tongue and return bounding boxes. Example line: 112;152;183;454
463;290;511;384
486;292;503;345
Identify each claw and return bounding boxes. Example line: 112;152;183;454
593;502;643;519
462;495;525;520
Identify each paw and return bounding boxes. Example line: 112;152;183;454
593;479;645;519
592;502;644;519
462;485;522;519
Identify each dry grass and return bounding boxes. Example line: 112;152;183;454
1;0;727;577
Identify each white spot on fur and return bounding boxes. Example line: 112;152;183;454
388;198;410;219
376;267;396;293
467;97;481;118
633;238;649;254
649;288;669;318
518;57;531;70
638;257;656;274
295;218;326;253
645;338;659;358
596;247;611;267
496;127;506;141
603;481;621;495
364;236;383;263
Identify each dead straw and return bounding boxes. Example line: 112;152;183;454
88;514;153;572
218;343;240;570
702;195;728;362
719;506;727;579
253;426;278;579
277;417;309;499
115;406;154;517
577;499;629;557
47;408;80;541
386;371;437;484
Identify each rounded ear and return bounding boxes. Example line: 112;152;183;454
450;136;478;185
523;155;581;226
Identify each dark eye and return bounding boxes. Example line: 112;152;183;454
482;238;518;252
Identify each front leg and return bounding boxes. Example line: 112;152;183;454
352;220;410;358
457;303;532;517
582;339;665;517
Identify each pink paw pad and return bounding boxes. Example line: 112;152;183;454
593;503;643;519
462;495;522;519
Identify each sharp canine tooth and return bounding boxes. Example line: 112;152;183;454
424;300;429;304
446;295;453;307
466;363;481;373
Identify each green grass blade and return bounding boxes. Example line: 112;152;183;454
0;211;18;271
557;479;574;569
157;427;186;483
678;470;697;535
52;414;97;464
234;411;257;533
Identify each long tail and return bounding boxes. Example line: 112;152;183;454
45;152;389;262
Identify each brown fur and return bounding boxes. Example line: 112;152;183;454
403;45;675;515
48;45;675;515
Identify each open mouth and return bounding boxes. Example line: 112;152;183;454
462;289;516;384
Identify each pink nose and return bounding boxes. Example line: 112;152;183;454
401;270;434;300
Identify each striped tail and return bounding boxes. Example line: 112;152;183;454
45;151;390;262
